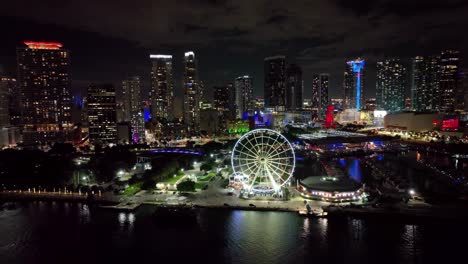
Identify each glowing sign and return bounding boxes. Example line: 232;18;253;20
150;54;172;59
442;118;459;131
24;41;63;50
373;110;387;118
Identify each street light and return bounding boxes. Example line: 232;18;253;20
409;189;416;196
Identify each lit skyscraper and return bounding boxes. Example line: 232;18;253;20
344;58;365;110
264;55;286;109
87;84;117;145
235;76;254;118
376;59;407;112
286;64;303;111
0;77;17;127
183;51;200;134
17;41;72;144
411;56;441;111
150;54;174;120
312;74;329;119
439;50;460;112
122;76;144;143
213;84;235;131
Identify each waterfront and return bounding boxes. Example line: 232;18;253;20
1;202;468;264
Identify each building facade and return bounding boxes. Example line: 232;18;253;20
439;50;460;113
286;64;303;111
264;55;286;110
411;56;441;112
344;58;365;110
122;76;144;142
234;75;254;118
150;54;174;121
87;84;117;145
183;51;200;134
17;41;72;144
376;59;407;112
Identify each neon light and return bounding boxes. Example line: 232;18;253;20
24;41;63;50
356;72;361;110
150;54;172;59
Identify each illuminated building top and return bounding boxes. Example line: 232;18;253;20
184;51;195;57
264;55;286;61
150;54;172;59
346;58;365;73
23;41;63;50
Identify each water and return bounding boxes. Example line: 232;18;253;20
1;202;467;264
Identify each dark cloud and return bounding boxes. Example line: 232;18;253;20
0;0;467;98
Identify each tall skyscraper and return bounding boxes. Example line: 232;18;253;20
439;50;460;112
122;76;144;143
150;54;174;121
213;84;235;131
411;56;441;111
0;77;17;127
286;64;303;111
87;84;117;145
344;58;365;110
234;75;254;118
264;55;286;109
183;51;200;134
376;59;407;112
312;74;329;119
311;75;320;119
17;41;72;144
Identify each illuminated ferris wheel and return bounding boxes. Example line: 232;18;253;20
231;129;295;193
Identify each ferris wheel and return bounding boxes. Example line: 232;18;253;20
231;129;295;193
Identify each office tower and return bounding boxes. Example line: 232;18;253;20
150;54;174;120
439;50;460;112
183;51;200;134
17;41;72;144
213;85;231;131
286;64;303;111
411;56;441;111
264;55;286;109
235;75;254;118
376;59;407;112
87;84;117;145
312;74;329;119
122;76;144;142
0;77;17;127
311;75;320;119
344;58;365;110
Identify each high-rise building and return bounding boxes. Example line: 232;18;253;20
213;85;232;131
411;56;441;112
312;74;329;119
17;41;72;144
264;55;286;109
150;54;174;121
87;84;117;145
0;77;16;127
376;59;407;112
183;51;200;134
439;50;460;112
286;64;303;111
344;58;365;110
122;76;144;143
235;75;254;118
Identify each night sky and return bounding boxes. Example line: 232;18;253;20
1;0;468;101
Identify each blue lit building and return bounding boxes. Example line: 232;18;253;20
344;58;365;110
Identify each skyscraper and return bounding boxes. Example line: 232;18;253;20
286;64;303;111
439;50;460;112
213;85;233;131
150;54;174;121
264;55;286;109
0;77;16;127
235;76;254;118
411;56;441;111
17;41;72;144
122;76;144;143
87;84;117;145
312;74;329;119
376;59;407;112
183;51;200;134
344;58;365;110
